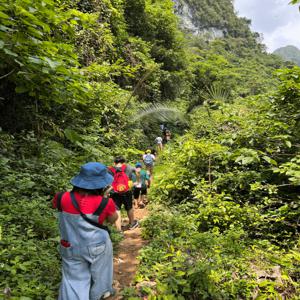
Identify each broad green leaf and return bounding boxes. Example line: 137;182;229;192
43;57;60;69
0;24;12;32
0;11;10;19
4;48;18;57
28;56;43;64
263;156;277;166
285;140;292;148
15;85;29;93
64;128;83;143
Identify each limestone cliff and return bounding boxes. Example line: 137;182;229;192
172;0;258;43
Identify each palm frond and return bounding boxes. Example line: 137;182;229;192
203;83;230;105
132;103;187;124
187;83;231;114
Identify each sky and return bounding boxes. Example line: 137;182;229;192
234;0;300;52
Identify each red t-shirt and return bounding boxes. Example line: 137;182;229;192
52;192;116;224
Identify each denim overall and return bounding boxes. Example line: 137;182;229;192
58;211;113;300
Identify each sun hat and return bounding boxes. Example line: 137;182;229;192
70;162;113;190
135;162;142;168
146;149;151;154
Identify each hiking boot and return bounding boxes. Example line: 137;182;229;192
129;220;139;230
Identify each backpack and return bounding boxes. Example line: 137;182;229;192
109;165;129;193
143;154;154;166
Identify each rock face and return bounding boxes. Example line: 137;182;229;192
273;45;300;66
173;0;198;33
173;0;224;40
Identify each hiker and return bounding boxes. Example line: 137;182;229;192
143;149;155;178
132;162;150;209
166;129;171;141
162;128;171;144
155;136;163;151
52;162;118;300
109;156;138;231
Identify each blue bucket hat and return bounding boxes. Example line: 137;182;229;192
135;162;142;168
70;162;113;190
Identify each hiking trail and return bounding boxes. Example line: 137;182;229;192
111;207;149;299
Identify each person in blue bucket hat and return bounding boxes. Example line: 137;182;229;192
52;162;118;300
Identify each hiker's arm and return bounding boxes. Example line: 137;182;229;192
104;199;118;224
106;211;118;224
103;186;113;197
145;173;150;187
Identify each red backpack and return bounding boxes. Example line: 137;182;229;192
109;165;129;193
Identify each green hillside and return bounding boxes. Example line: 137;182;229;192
0;0;299;299
273;45;300;66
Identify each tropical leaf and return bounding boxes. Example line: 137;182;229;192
203;83;230;106
132;103;187;124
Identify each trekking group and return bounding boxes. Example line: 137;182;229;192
52;151;157;300
107;153;154;232
52;126;171;299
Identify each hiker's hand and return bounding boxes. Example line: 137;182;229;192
104;186;113;197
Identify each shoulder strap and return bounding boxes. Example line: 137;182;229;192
69;192;110;233
56;192;64;211
93;196;109;216
109;166;116;175
121;164;127;172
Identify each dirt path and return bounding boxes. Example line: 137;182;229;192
111;207;148;299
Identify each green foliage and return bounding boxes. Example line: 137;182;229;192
274;155;300;185
136;205;299;299
0;0;91;104
1;0;298;298
0;199;60;299
124;0;189;101
136;66;300;298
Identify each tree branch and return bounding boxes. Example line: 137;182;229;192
0;69;15;80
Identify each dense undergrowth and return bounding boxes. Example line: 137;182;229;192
0;0;299;299
133;67;300;299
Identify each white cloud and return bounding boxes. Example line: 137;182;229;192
264;18;300;52
234;0;300;52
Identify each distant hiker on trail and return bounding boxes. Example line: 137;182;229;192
52;162;118;300
155;136;163;151
108;156;138;231
143;149;155;178
162;128;171;144
166;129;171;141
132;162;150;209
